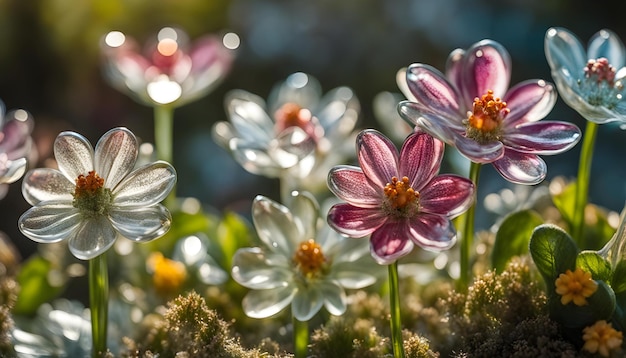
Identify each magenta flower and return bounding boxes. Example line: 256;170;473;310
398;39;581;185
327;129;474;265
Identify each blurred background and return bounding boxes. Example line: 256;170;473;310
1;0;626;259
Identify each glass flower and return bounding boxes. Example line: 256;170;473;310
18;127;177;260
554;268;597;306
327;129;475;265
398;39;581;185
213;72;360;190
545;27;626;126
101;27;236;107
0;103;35;199
231;191;377;321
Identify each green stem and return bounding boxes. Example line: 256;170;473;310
388;261;405;358
293;316;309;358
89;253;109;358
572;121;598;246
154;105;176;207
459;161;481;290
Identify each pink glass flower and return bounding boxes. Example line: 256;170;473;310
398;39;581;185
0;103;35;199
327;129;475;265
101;27;236;107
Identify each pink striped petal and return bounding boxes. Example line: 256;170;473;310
502;121;581;154
398;131;443;191
503;80;557;126
398;101;465;143
454;135;504;164
327;204;386;238
370;221;414;264
356;130;399;189
408;213;456;250
419;175;475;219
327;166;381;208
491;149;546;185
461;40;511;101
445;48;465;94
406;64;462;117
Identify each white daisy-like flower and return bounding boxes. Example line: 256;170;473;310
18;127;176;260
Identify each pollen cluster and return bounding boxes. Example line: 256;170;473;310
465;90;509;143
585;58;617;85
293;239;326;277
274;103;313;134
72;170;113;217
554;267;597;306
384;176;419;211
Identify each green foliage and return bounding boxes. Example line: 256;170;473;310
577;251;612;283
215;212;254;269
13;255;65;315
529;224;578;284
309;316;390;358
492;209;544;272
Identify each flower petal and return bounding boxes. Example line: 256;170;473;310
22;168;75;206
588;29;626;67
408;213;456;250
320;282;347;316
18;203;80;243
503;80;557;125
503;121;581;154
0;157;27;185
327;204;386;238
54;131;94;181
327;166;381;208
491;149;547;185
356;130;399;188
461;40;511;101
68;216;117;260
287;191;320;240
405;64;462;117
396;67;416;101
112;161;176;206
314;86;359;138
268;126;316;168
108;205;171;242
369;221;414;264
94;127;138;189
231;247;292;289
331;258;378;289
544;27;587;81
252;195;300;257
292;286;324;321
445;48;465;93
225;90;274;143
454;135;504;164
242;285;296;319
228;137;283;177
399;130;444;191
398;101;466;141
419;175;475;219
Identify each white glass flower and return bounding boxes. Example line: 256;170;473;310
0;102;35;199
18;127;177;260
231;191;377;321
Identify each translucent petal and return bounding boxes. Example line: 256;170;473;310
445;48;465;93
108;205;171;242
503;80;557;125
292;286;323;321
419;174;475;219
408;213;456;250
405;64;462;116
94;127;138;189
54;131;94;181
553;77;626;124
396;67;417;101
231;247;292;289
588;29;626;67
544;27;587;81
68;216;117;260
242;285;295;319
399;130;444;191
268;72;322;112
356;130;399;189
268;126;316;168
229;137;283;177
320;282;347;316
398;101;466;141
369;221;414;265
324;231;371;263
461;40;511;101
22;168;75;206
0;115;33;155
503;121;581;155
327;166;381;208
212;121;237;149
225;90;274;143
18;203;80;243
0;157;26;184
327;204;386;238
314;86;359;137
491;150;547;185
331;261;378;289
112;162;176;206
252;195;300;257
454;135;504;164
287;191;320;240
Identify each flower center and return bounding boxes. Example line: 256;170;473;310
293;239;326;277
274;103;319;141
383;176;420;217
554;267;598;306
464;90;509;144
579;57;624;109
72;171;113;218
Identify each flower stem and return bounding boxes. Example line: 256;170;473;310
154;105;176;207
572;121;598;246
89;253;109;358
293;316;309;358
459;161;481;290
388;261;405;358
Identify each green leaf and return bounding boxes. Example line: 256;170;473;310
612;260;626;294
148;209;217;253
13;255;65;315
215;211;254;269
529;224;578;284
552;181;576;225
492;209;544;272
549;281;616;329
577;251;612;283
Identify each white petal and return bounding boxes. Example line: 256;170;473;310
292;287;323;321
231;247;292;289
252;195;301;257
287;191;320;240
112;162;176;206
94;127;139;189
22;168;75;206
54;131;94;181
68;216;117;260
225;90;274;143
0;157;27;184
331;262;379;289
228;137;284;177
19;203;81;243
108;205;171;242
320;282;347;316
242;285;295;319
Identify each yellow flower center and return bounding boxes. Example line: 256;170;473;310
293;239;326;277
72;171;113;218
554;267;598;306
465;90;509;143
583;320;623;357
148;252;187;296
383;176;420;217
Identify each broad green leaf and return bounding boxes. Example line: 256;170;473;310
14;255;65;315
529;224;578;284
492;209;544;272
216;211;253;269
549;281;616;328
577;251;612;283
612;260;626;294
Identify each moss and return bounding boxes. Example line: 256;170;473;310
309;316;389;358
402;330;439;358
0;275;18;357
